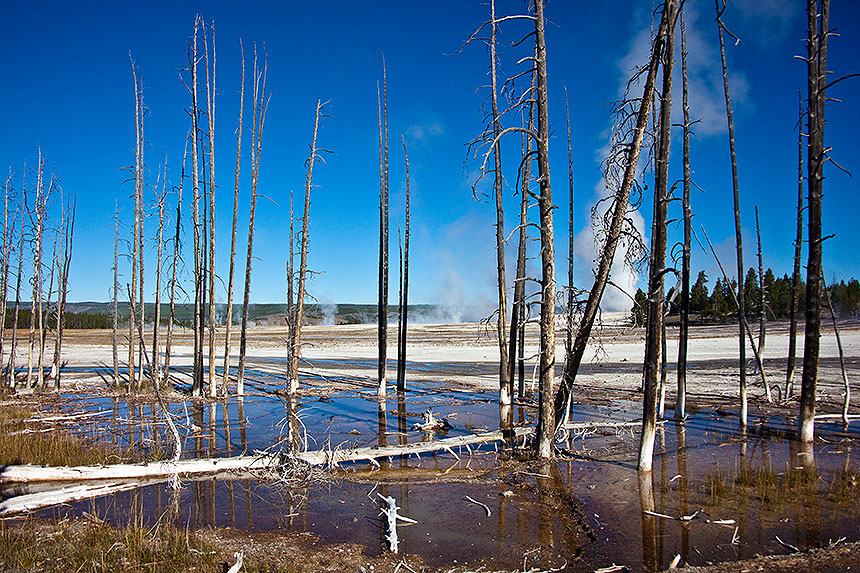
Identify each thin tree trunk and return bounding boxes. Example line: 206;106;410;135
554;3;671;430
112;201;119;386
639;0;676;473
164;139;186;386
288;100;324;395
8;185;24;386
533;0;556;459
799;0;829;444
786;90;805;399
237;48;268;396
0;173;11;382
286;189;295;388
675;8;691;421
755;206;766;368
152;164;166;388
129;56;142;391
489;0;510;405
53;195;74;389
715;0;749;428
203;21;218;398
396;136;410;392
222;41;245;394
26;156;44;388
189;16;204;397
565;87;575;357
377;62;390;397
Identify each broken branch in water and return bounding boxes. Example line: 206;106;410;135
464;495;491;517
378;493;415;554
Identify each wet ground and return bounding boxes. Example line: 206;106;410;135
7;356;860;573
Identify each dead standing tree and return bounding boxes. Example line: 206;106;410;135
786;91;805;399
237;47;268;396
639;0;677;474
799;0;830;444
675;7;692;421
151;161;167;388
202;21;218;398
0;172;12;380
51;193;74;389
396;136;410;392
129;56;144;390
377;62;390;398
222;40;245;394
287;99;329;395
715;0;755;427
554;2;672;437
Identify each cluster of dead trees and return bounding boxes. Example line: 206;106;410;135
0;152;76;391
115;16;325;402
466;0;846;467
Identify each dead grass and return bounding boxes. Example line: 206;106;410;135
0;403;126;467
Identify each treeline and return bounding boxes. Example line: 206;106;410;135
632;268;860;325
3;309;112;330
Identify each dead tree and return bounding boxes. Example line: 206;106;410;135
675;7;691;421
799;0;830;444
532;0;556;459
112;201;120;386
222;40;245;394
184;16;204;397
554;2;672;434
639;0;677;473
164;138;187;386
489;0;510;404
715;0;750;428
237;47;268;396
52;193;74;389
129;56;143;390
755;206;766;368
377;62;390;397
202;21;218;398
7;184;25;386
565;88;575;357
288;99;328;395
396;136;410;392
0;172;12;380
786;91;805;399
26;155;48;388
152;161;167;388
286;188;295;381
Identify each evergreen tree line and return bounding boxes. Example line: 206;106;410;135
4;309;113;330
632;268;860;325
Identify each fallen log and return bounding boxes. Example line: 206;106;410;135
0;427;535;484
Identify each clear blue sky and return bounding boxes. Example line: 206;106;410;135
1;1;858;314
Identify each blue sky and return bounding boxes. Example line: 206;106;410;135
1;1;858;313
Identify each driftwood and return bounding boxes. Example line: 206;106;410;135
0;427;535;485
0;482;138;517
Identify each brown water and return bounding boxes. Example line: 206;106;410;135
16;371;860;572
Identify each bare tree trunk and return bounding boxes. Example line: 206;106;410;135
222;41;245;395
675;8;691;421
129;56;142;391
237;48;268;396
554;3;671;430
377;62;390;397
286;188;295;385
203;21;218;398
821;274;850;425
7;191;24;386
639;0;676;473
715;0;749;428
0;173;11;382
533;0;556;459
565;87;574;357
489;0;510;405
53;194;74;389
164;144;185;386
188;16;204;397
396;136;410;392
799;0;829;444
152;164;166;388
288;100;325;395
755;206;766;367
26;156;44;388
786;91;805;399
112;201;119;386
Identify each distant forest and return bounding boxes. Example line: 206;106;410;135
2;303;437;330
631;268;860;325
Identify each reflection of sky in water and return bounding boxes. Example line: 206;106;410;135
35;367;860;571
